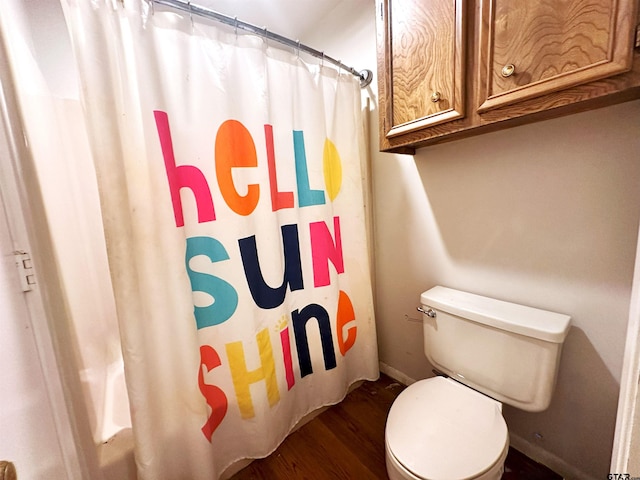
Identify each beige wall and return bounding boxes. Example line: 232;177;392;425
632;392;640;473
305;2;640;478
384;102;640;479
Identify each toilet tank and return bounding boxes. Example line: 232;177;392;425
420;286;571;412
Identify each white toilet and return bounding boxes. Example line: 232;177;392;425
385;286;571;480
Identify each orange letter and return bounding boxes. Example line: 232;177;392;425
336;290;357;355
215;120;260;215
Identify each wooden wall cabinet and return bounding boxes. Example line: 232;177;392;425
377;0;640;153
382;0;466;137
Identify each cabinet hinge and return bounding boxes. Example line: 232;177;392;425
636;23;640;49
13;250;36;292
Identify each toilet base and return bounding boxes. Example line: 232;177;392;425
385;438;508;480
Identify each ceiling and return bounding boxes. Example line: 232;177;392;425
196;0;344;40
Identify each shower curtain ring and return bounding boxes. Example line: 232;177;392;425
188;1;193;28
296;40;301;58
234;16;238;36
321;51;325;68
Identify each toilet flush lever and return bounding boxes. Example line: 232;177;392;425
417;306;436;318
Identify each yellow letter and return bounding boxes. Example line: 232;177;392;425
226;328;280;418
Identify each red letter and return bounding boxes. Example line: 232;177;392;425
198;345;228;442
264;125;294;211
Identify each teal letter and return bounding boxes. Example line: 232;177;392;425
186;236;238;329
294;131;325;207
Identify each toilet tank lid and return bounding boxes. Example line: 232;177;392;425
421;286;571;343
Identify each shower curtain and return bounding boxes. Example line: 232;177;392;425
61;1;378;478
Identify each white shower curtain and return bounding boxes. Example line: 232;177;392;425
61;1;378;478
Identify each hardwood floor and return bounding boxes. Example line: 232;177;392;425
231;374;562;479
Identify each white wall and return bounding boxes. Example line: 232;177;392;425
305;2;640;478
0;170;68;480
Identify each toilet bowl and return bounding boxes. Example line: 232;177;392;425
385;376;509;480
384;286;571;480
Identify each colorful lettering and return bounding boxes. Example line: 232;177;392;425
294;130;325;207
226;328;280;419
265;125;294;211
154;110;216;227
215;120;260;216
310;216;344;287
239;224;304;309
323;138;342;201
278;318;295;390
198;345;228;441
186;236;238;328
157;110;363;436
292;303;336;377
336;290;357;355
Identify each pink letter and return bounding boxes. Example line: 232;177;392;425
279;323;295;390
310;216;344;287
154;111;215;227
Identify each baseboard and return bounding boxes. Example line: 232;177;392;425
379;362;416;386
509;433;598;480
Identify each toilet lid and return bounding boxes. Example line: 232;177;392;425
386;376;508;480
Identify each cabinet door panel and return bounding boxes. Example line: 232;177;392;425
477;0;636;112
382;0;465;137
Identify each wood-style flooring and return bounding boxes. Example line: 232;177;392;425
231;373;562;479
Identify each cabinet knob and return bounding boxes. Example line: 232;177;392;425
501;64;515;78
0;461;17;480
430;91;441;103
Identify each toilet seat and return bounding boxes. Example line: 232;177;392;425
386;376;508;480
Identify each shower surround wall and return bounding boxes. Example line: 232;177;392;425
303;1;640;478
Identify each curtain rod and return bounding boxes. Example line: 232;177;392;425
150;0;374;88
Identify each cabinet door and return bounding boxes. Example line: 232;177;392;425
477;0;637;112
378;0;466;139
